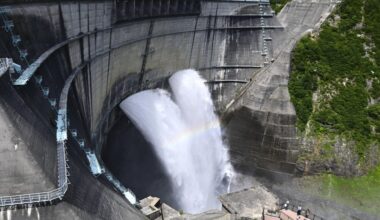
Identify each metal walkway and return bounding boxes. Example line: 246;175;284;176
205;79;249;84
0;6;70;207
60;60;137;205
0;6;136;208
0;70;69;206
0;58;12;76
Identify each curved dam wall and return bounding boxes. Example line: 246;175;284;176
0;0;284;219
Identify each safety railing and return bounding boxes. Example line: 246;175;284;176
285;204;324;220
263;205;325;220
0;72;70;207
60;60;137;205
0;58;12;76
205;79;249;84
0;185;67;207
0;6;69;208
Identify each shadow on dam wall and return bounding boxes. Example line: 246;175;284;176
0;14;68;190
0;5;147;219
101;114;178;209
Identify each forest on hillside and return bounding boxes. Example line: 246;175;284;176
289;0;380;165
270;0;289;13
288;0;380;215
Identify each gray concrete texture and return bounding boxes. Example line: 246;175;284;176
0;98;55;195
226;0;338;175
0;0;284;219
219;187;279;219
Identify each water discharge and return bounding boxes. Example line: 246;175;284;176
120;69;233;213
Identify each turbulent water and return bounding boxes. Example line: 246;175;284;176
120;69;233;213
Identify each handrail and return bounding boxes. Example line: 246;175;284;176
0;67;72;208
0;62;97;207
199;65;262;70
0;58;12;76
263;205;325;220
205;79;249;84
0;7;70;207
57;54;138;205
285;204;324;220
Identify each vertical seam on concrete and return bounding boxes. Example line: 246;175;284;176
47;5;60;43
79;37;84;63
105;31;113;138
86;66;93;132
78;2;81;32
81;65;90;130
78;2;84;63
167;0;171;14
70;67;92;142
188;15;199;68
35;6;55;91
138;19;154;88
301;2;313;25
59;2;75;89
87;2;91;60
106;0;113;97
209;3;219;78
84;24;92;131
86;5;93;132
58;1;67;41
260;112;269;151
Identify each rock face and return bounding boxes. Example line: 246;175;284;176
225;0;338;176
296;137;379;176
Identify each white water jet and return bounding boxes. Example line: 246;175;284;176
6;209;11;220
120;69;233;213
27;205;32;217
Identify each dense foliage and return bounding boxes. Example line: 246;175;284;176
364;0;380;66
289;0;380;158
270;0;289;14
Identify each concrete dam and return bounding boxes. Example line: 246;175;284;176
0;0;337;219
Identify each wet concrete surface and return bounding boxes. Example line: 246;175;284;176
102;114;178;209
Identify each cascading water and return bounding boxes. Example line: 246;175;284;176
120;69;233;213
